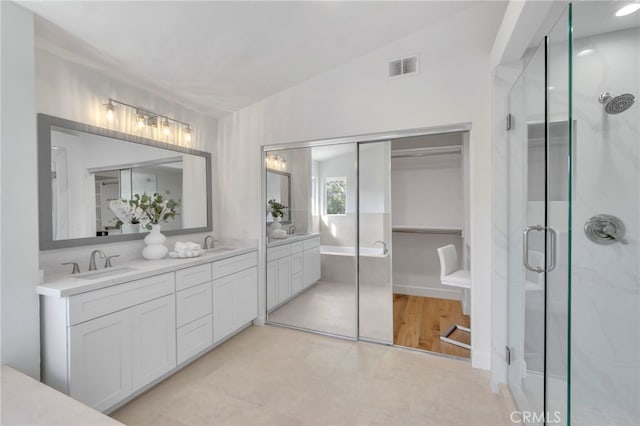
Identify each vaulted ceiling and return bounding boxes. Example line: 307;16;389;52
22;1;505;118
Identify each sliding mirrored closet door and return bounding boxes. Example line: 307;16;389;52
265;144;358;339
358;141;393;344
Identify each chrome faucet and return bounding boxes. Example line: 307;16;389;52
89;250;106;271
203;235;215;249
373;241;389;255
61;262;80;274
288;225;296;235
104;255;120;268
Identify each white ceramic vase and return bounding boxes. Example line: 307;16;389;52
142;224;168;260
270;217;282;234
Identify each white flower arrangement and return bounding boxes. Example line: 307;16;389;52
109;193;179;230
109;198;150;229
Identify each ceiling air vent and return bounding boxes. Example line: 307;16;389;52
389;55;419;77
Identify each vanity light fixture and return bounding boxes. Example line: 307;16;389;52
103;98;194;143
265;152;287;171
616;2;640;16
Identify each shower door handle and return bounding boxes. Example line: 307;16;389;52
523;225;557;273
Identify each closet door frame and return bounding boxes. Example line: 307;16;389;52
261;122;473;344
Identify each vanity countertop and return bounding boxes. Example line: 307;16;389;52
267;233;320;248
37;246;257;298
0;365;122;426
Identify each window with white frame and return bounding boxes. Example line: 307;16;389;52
325;177;346;215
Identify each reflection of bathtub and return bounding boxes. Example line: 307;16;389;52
320;245;389;258
320;245;390;283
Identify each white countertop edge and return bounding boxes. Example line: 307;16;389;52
267;233;320;248
1;365;123;426
37;247;257;298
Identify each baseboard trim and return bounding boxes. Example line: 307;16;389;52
472;350;491;370
393;284;461;300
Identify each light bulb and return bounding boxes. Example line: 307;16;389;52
184;126;192;143
616;3;640;17
265;155;270;167
104;100;116;122
162;119;170;136
282;158;287;170
136;113;146;128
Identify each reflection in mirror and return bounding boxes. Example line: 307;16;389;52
265;144;357;338
40;114;211;249
266;169;291;223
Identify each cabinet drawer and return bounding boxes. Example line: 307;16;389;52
213;252;257;279
177;314;213;365
303;237;320;250
68;273;174;326
290;242;304;254
266;245;290;262
176;282;212;327
176;263;212;291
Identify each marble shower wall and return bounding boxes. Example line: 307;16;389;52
569;23;640;423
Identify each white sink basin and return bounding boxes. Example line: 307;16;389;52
72;266;138;280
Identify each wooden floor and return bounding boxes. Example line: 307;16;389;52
393;294;471;358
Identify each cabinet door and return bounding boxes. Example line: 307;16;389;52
277;256;291;304
235;267;258;327
213;275;235;343
291;252;304;294
312;246;321;282
69;310;132;411
303;249;314;288
131;295;176;391
266;260;277;310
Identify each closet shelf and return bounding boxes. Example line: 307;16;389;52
392;226;462;235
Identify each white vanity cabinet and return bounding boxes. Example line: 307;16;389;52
65;281;176;412
211;252;258;343
303;237;321;288
39;248;258;413
267;235;320;312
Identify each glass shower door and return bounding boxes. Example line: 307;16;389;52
506;39;547;420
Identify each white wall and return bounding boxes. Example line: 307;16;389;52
391;153;464;299
0;1;41;379
1;5;219;376
217;3;504;369
391;155;463;228
35;30;220;250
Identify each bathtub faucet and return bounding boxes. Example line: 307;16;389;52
373;241;388;255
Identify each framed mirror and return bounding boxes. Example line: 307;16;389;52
266;169;291;223
38;114;212;250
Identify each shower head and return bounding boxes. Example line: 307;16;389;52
599;92;635;114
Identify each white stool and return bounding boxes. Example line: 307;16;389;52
437;244;471;350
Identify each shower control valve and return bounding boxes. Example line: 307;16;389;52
584;214;628;245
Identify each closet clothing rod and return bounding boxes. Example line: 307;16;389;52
391;146;462;159
392;227;462;235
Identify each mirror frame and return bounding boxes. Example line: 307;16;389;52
266;168;292;225
38;113;213;250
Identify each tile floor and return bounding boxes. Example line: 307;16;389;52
112;325;516;426
267;281;357;337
